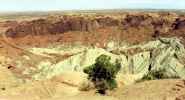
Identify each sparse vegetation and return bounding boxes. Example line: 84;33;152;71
83;54;121;94
137;68;180;82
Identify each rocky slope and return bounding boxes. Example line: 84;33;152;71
3;38;184;82
3;12;185;48
1;37;185;100
5;13;185;39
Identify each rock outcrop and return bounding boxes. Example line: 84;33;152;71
5;13;185;45
5;16;102;37
9;38;185;83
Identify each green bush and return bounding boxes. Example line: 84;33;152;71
137;68;180;82
83;54;121;94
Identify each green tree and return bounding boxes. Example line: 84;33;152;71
83;54;121;94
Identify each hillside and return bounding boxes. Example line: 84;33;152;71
0;11;185;100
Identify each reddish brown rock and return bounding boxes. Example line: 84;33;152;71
5;16;102;37
4;13;185;45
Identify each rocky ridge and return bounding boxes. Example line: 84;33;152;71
5;37;184;84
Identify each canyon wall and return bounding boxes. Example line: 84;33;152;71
3;12;185;47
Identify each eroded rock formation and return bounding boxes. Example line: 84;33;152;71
4;13;185;46
5;16;102;37
8;38;185;82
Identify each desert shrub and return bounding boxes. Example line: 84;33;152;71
83;54;121;94
137;68;180;82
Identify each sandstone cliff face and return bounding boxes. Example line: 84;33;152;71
121;14;176;35
0;21;18;28
4;13;185;46
5;16;102;37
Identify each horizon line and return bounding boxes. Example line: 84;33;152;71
0;8;185;13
